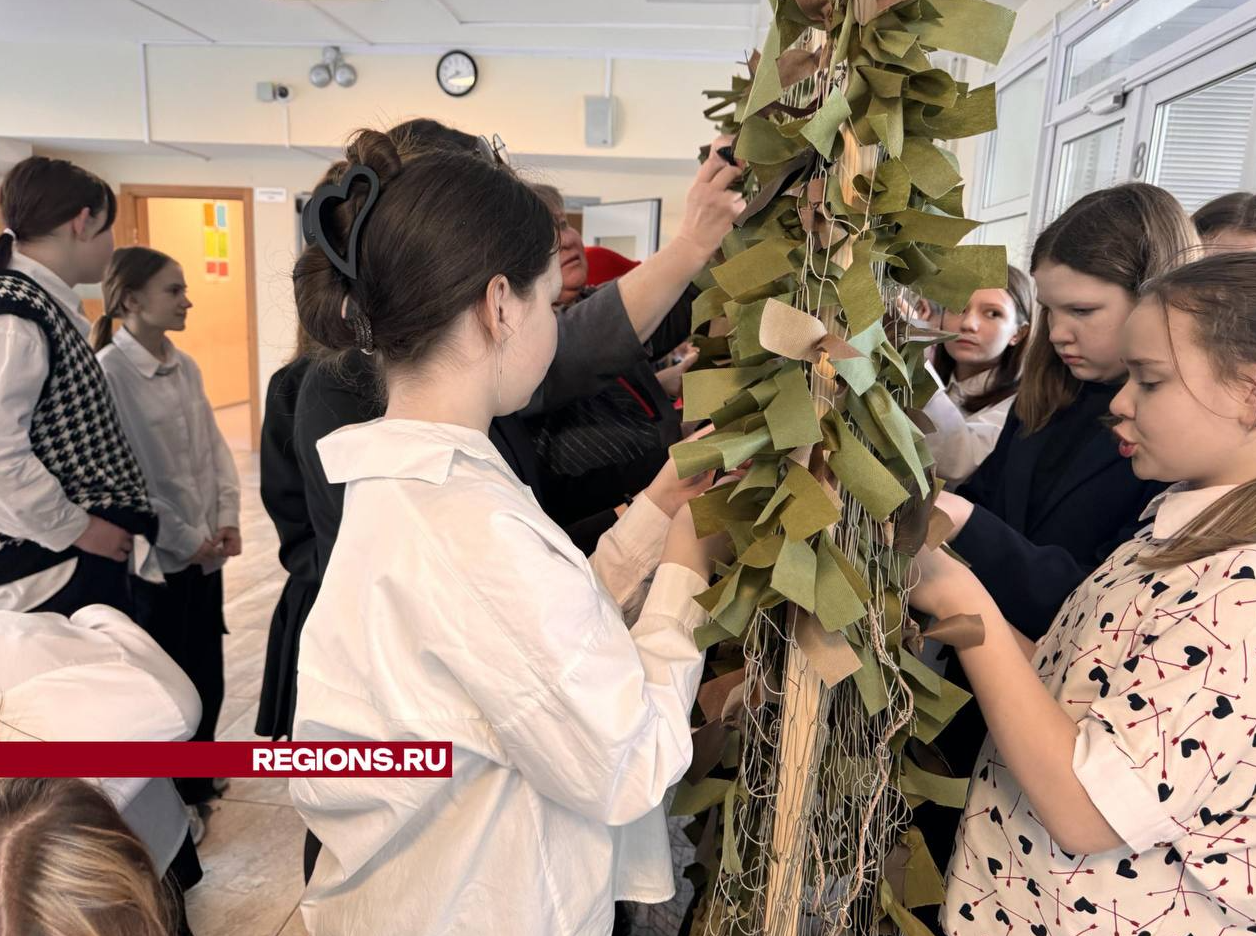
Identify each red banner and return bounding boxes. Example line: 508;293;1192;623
0;742;453;778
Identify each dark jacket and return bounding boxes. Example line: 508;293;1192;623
953;384;1167;641
260;358;317;583
526;285;695;524
257;357;319;739
293;352;379;580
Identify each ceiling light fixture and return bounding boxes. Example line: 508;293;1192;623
310;46;356;89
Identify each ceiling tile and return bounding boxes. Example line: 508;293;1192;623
0;0;200;42
139;0;357;43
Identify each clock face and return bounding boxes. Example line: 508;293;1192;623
437;51;477;97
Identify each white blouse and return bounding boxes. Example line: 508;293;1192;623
97;327;240;575
291;418;707;936
0;604;201;871
0;250;96;608
943;484;1256;935
924;363;1015;485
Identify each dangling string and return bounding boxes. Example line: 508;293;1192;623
495;341;504;409
340;294;375;356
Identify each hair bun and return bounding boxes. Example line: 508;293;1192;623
345;129;403;187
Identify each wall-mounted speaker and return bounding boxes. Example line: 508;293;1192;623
584;95;615;148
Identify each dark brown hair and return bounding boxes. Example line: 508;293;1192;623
294;129;556;372
0;156;116;269
1136;251;1256;568
91;246;175;352
0;778;176;936
1016;183;1199;433
1192;191;1256;244
387;118;479;157
933;264;1034;414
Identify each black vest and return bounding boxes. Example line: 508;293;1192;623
0;269;157;583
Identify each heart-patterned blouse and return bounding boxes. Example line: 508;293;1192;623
942;484;1256;936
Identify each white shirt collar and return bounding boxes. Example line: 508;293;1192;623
1140;482;1239;541
317;417;513;486
112;326;177;379
949;368;998;396
7;249;90;338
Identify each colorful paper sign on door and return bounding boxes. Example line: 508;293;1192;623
202;201;230;279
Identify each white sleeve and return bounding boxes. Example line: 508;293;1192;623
0;605;200;746
67;603;202;741
434;511;707;827
589;495;670;622
924;379;1013;484
195;361;240;530
0;317;91;550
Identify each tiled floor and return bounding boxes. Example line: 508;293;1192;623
187;403;688;936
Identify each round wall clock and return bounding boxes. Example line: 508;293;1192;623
437;50;478;97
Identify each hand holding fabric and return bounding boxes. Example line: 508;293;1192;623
662;502;729;577
674;135;747;261
642;424;717;518
657;343;699;398
906;542;986;621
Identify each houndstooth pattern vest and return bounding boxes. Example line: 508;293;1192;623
0;269;157;581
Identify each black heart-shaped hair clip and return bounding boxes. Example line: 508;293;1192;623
301;163;380;280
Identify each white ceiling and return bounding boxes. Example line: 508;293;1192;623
0;0;767;57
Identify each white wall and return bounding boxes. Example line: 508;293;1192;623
45;147;697;392
10;4;1061;405
0;41;731;160
48;150;329;392
1;34;726;400
0;139;32;176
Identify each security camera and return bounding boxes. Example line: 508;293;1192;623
256;82;292;103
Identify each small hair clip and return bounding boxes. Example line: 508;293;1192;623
301;164;380;280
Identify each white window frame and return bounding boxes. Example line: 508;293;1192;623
966;36;1050;267
976;40;1051;216
1043;108;1133;224
969;0;1256;250
1133;31;1256;193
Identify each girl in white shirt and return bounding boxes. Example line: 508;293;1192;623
909;250;1256;935
924;265;1033;484
0;604;202;887
93;246;241;807
288;129;742;935
0;156;158;615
